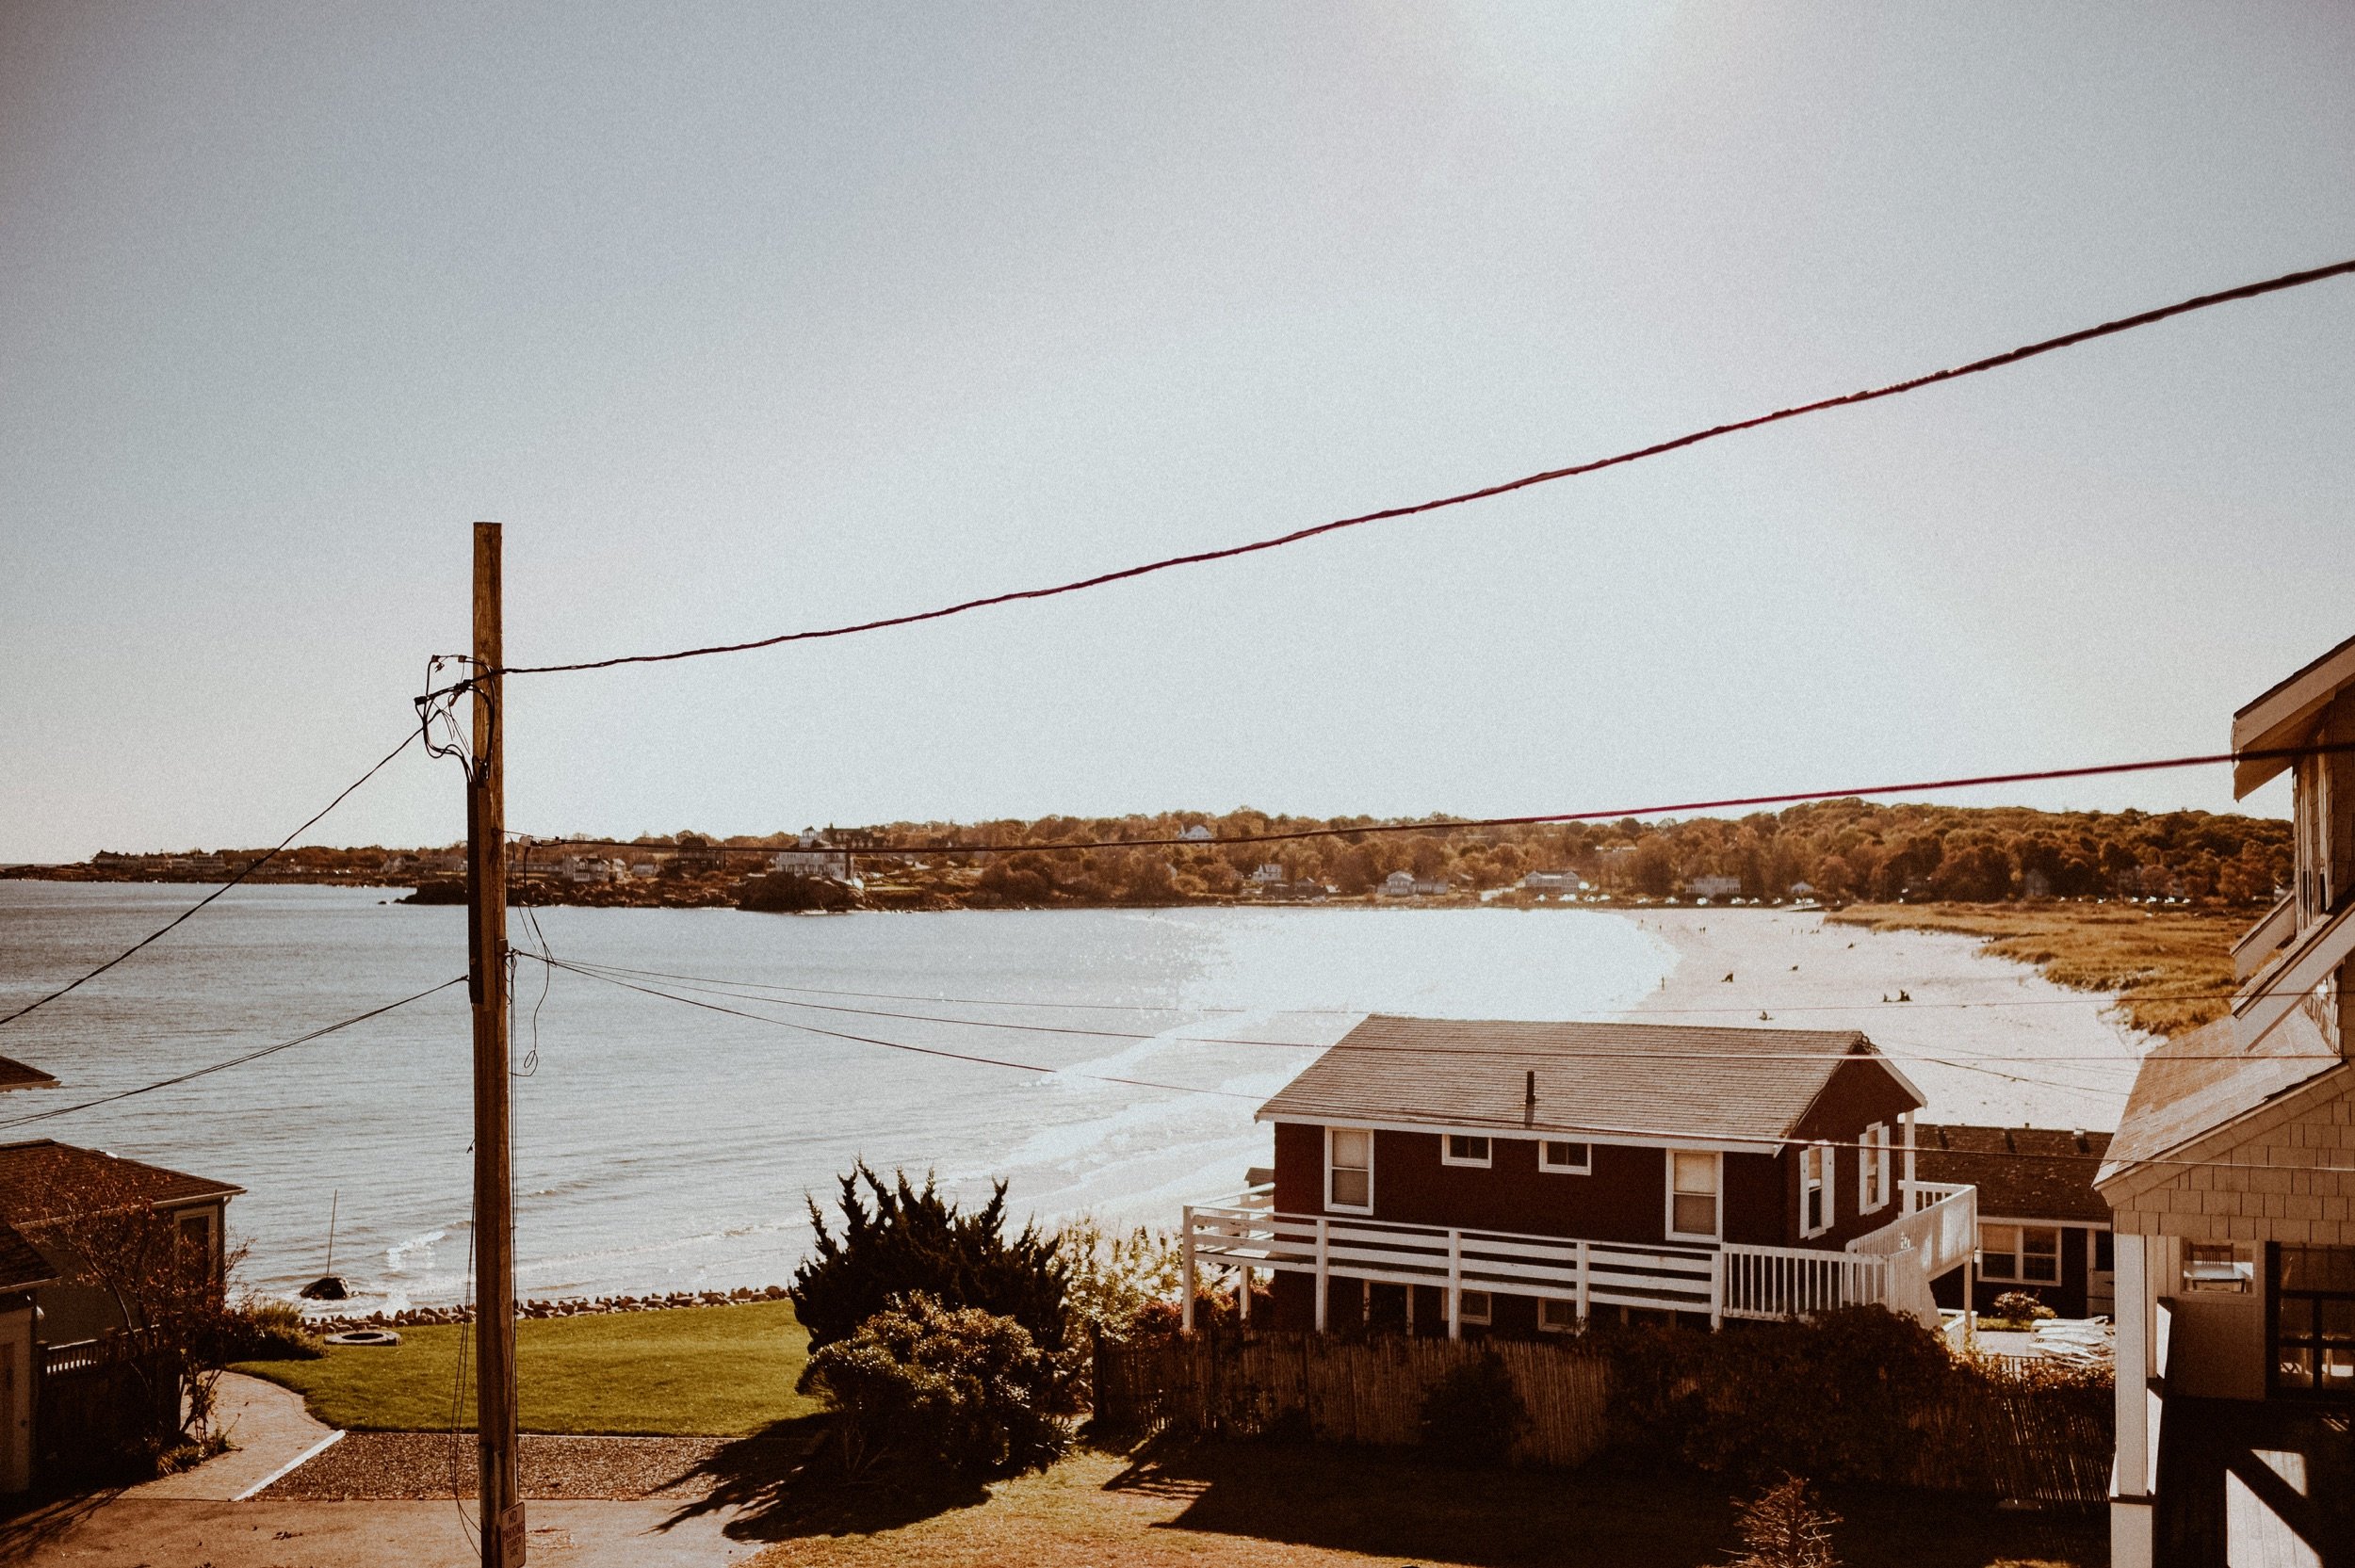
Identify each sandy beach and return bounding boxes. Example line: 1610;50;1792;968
1622;908;2148;1132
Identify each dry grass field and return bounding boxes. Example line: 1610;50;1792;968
1828;900;2245;1036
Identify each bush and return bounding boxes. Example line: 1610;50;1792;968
1728;1475;1841;1568
1991;1290;2056;1324
1057;1219;1180;1341
792;1165;1069;1360
219;1298;323;1361
1418;1351;1529;1468
803;1295;1066;1482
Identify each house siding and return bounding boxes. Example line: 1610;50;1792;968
1785;1058;1925;1249
2105;1070;2355;1248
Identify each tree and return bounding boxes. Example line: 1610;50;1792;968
802;1294;1065;1482
791;1164;1070;1356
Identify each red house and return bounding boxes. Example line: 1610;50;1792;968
1181;1015;1978;1335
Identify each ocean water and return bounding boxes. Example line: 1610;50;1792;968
0;884;1679;1311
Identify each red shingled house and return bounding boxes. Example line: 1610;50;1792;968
1913;1123;2115;1319
1181;1016;1979;1336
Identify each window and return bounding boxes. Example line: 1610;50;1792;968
1457;1289;1492;1326
1801;1144;1833;1237
1326;1127;1372;1212
1443;1133;1492;1168
1539;1140;1591;1173
2273;1246;2355;1395
1978;1223;2062;1284
1538;1297;1582;1333
175;1210;213;1258
1860;1123;1889;1213
1668;1151;1720;1239
2184;1240;2254;1294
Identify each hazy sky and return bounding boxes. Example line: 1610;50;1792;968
4;3;2350;862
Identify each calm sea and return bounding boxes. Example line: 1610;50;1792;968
0;884;1677;1311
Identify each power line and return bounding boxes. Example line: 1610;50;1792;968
0;978;465;1130
0;728;422;1030
502;737;2355;858
418;255;2355;691
534;955;2349;1178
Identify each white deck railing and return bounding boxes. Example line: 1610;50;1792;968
1181;1178;1973;1335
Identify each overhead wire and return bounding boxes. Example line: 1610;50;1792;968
409;255;2355;690
0;978;466;1130
0;728;423;1028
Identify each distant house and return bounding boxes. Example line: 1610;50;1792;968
770;827;853;880
1912;1123;2113;1318
1178;825;1214;843
1413;876;1451;897
1521;870;1584;895
2098;633;2355;1568
558;855;624;884
1787;881;1817;898
0;1140;242;1495
1180;1017;1973;1337
1248;864;1286;885
1381;870;1418;898
1684;874;1741;900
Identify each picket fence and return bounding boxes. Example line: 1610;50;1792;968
1095;1331;2112;1507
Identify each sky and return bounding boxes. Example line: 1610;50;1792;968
3;2;2351;863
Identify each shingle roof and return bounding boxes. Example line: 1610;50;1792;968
0;1056;57;1091
0;1140;243;1226
1913;1123;2112;1224
0;1219;54;1291
2096;1011;2346;1187
1256;1015;1918;1145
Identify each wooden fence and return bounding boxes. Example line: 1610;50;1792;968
1096;1331;1612;1468
1095;1332;2111;1506
38;1335;180;1483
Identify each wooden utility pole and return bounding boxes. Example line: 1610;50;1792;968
467;522;524;1566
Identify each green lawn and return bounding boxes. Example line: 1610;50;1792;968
235;1300;817;1435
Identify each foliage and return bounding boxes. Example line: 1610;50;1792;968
802;1294;1066;1482
1991;1291;2056;1324
19;1165;248;1463
1123;1279;1273;1343
1417;1350;1530;1468
1727;1475;1842;1568
221;1297;324;1360
1596;1307;1962;1484
792;1165;1069;1365
1056;1218;1181;1340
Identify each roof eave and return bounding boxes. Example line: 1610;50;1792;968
2231;633;2355;798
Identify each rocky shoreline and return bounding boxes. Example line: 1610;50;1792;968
310;1283;789;1333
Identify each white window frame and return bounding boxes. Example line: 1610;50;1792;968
1860;1123;1890;1214
2182;1239;2254;1294
1800;1142;1835;1237
1441;1133;1493;1169
1537;1297;1582;1333
1325;1126;1374;1214
173;1206;216;1265
1457;1288;1493;1326
1665;1149;1722;1241
1978;1220;2066;1285
1538;1139;1593;1174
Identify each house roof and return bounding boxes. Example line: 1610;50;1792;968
0;1056;58;1092
2231;631;2355;797
2095;1011;2347;1188
1256;1015;1922;1146
0;1140;243;1227
0;1219;55;1292
1913;1123;2112;1224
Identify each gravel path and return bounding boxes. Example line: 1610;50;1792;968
258;1431;735;1501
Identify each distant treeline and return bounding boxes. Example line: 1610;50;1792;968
845;799;2291;907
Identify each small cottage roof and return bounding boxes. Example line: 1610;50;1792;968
0;1219;55;1291
2095;1011;2345;1188
1912;1123;2112;1224
2232;631;2355;797
1257;1015;1923;1147
0;1140;244;1227
0;1056;57;1092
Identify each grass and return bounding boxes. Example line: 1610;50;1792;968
234;1299;817;1435
739;1440;2102;1568
1827;900;2246;1036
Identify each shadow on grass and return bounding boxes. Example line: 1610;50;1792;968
1105;1437;2105;1568
656;1414;992;1544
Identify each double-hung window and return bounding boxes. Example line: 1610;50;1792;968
1980;1223;2063;1284
1539;1140;1592;1174
1667;1151;1720;1239
1801;1144;1833;1237
1442;1134;1492;1168
1860;1123;1889;1213
1326;1127;1373;1213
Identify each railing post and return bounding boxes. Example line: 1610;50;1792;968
1710;1251;1724;1331
1575;1239;1590;1324
1313;1218;1329;1333
1237;1260;1251;1324
1180;1205;1196;1334
1446;1229;1463;1340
